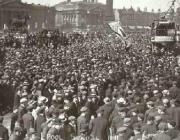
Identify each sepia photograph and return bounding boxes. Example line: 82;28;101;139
0;0;180;140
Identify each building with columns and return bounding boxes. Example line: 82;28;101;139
0;0;55;32
55;0;113;31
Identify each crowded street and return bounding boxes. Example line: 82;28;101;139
1;0;180;140
0;29;180;140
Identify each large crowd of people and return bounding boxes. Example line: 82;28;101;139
0;29;180;140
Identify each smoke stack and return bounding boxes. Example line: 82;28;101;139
158;8;161;13
144;7;147;12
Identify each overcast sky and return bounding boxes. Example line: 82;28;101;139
22;0;179;12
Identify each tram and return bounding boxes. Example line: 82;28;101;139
151;19;177;46
150;0;180;48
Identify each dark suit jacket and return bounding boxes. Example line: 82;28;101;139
152;133;171;140
35;114;46;137
77;115;88;135
90;117;109;140
42;88;53;107
0;124;9;140
172;107;180;130
166;128;180;139
99;103;113;121
22;112;34;132
69;102;79;118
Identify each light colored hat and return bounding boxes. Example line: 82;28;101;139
38;96;48;104
162;90;169;95
147;101;154;105
80;106;88;112
20;98;27;103
103;97;110;103
124;118;131;124
117;97;126;104
153;90;159;94
117;127;127;134
162;98;169;104
68;116;76;121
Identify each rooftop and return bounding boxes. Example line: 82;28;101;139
55;1;105;11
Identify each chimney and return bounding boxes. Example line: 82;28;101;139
144;7;147;12
158;9;161;13
137;7;141;12
106;0;114;21
67;0;71;3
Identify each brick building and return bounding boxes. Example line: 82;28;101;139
175;7;180;25
114;7;160;27
0;0;55;32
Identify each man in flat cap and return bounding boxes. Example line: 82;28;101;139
68;116;77;136
73;125;90;140
152;122;171;140
142;116;157;139
99;97;113;121
166;120;180;139
77;106;89;136
22;105;34;134
111;107;128;135
70;95;80;118
144;101;157;123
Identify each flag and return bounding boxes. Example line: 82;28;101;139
107;21;126;38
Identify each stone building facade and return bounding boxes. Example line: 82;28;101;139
0;0;55;32
55;0;110;31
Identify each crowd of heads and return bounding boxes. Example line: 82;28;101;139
0;30;180;140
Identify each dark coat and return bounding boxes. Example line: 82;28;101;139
0;124;9;140
99;103;113;121
13;93;21;110
169;86;180;99
62;123;75;140
42;88;53;107
69;102;79;118
166;106;176;120
47;127;61;140
11;112;18;132
166;128;180;139
35;114;46;137
152;133;171;140
90;117;109;140
77;115;88;135
22;112;34;132
170;107;180;130
41;121;51;140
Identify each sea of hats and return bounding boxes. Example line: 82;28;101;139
0;31;180;140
